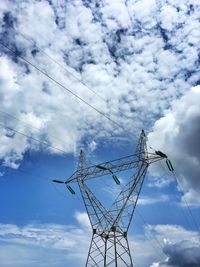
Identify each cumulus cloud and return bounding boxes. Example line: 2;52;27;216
74;211;90;228
0;211;92;267
151;240;200;267
0;216;199;267
0;0;200;168
0;222;90;267
147;224;200;267
148;86;200;205
138;194;170;205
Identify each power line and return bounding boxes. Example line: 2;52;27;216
18;30;135;122
172;171;200;234
0;164;51;183
0;109;73;152
19;32;109;103
158;161;200;235
0;121;68;154
0;163;80;204
135;209;165;258
0;41;126;132
158;161;192;229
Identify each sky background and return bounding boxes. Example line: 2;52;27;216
0;0;200;266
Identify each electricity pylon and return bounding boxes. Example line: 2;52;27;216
53;130;168;266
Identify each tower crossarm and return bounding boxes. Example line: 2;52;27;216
65;153;164;185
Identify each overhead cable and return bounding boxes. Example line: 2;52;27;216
0;109;72;151
0;41;125;132
17;30;134;121
0;122;68;154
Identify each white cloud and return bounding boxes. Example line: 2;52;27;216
130;224;198;267
0;214;91;267
148;86;200;205
138;194;170;205
151;240;200;267
147;172;172;188
17;1;57;47
1;219;199;267
145;224;198;243
159;5;181;31
102;0;131;30
74;211;90;229
146;224;200;267
131;0;157;29
0;0;200;169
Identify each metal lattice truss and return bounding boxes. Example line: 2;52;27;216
55;130;167;267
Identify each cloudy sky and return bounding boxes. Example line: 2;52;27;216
0;0;200;266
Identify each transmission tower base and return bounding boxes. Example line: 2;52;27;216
86;230;133;267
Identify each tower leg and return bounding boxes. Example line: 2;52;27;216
86;233;106;267
86;232;133;267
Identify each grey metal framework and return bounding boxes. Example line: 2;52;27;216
53;130;167;266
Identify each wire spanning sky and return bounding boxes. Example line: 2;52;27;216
0;0;200;267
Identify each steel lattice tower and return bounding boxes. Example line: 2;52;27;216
53;130;168;266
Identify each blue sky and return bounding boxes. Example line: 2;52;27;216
0;0;200;266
